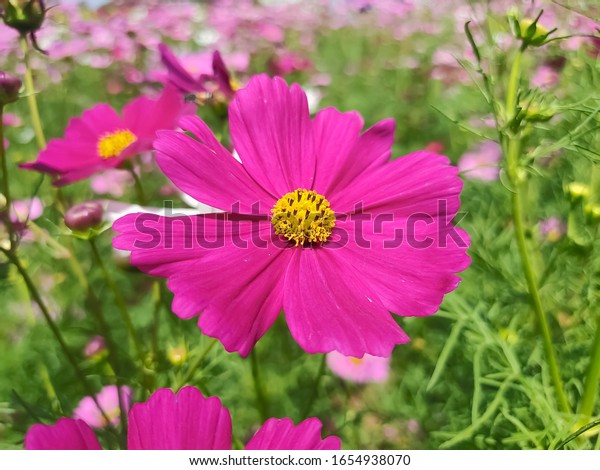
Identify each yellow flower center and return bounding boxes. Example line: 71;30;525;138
271;189;335;246
349;357;364;366
97;129;137;159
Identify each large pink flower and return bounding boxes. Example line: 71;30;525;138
20;85;189;185
25;386;340;450
113;75;470;358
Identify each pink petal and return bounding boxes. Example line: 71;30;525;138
334;218;470;317
154;116;274;213
112;213;290;356
128;387;232;450
25;418;102;450
283;248;409;357
229;74;315;198
331;151;462;217
64;104;123;142
328;118;396;195
311;107;364;194
245;418;341;450
123;84;191;154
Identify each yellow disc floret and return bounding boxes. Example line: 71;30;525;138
271;188;336;246
97;129;137;159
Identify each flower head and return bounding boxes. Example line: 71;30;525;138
73;385;132;429
0;71;21;105
26;386;340;450
113;75;470;358
327;351;391;384
20;85;189;185
159;44;237;104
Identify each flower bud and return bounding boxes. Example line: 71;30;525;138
1;0;46;35
0;71;21;105
167;345;188;366
508;9;556;48
566;182;590;201
64;201;104;232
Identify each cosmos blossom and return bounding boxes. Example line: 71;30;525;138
326;351;390;384
113;75;470;358
159;43;237;102
73;385;132;429
25;386;340;450
20;85;189;185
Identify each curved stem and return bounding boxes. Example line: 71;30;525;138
579;318;600;418
504;47;571;415
88;238;145;367
127;166;147;206
20;36;46;149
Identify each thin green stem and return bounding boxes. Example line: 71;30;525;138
128;166;147;206
88;238;145;367
176;338;218;390
250;351;269;422
20;36;46;149
302;354;327;420
0;107;15;246
2;248;115;428
504;46;571;415
579;317;600;418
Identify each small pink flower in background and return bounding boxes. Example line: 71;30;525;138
458;141;502;182
20;85;189;185
531;64;560;89
90;169;133;197
73;385;132;429
113;75;470;358
2;113;22;127
268;52;312;76
83;335;106;358
539;217;566;242
10;198;44;225
424;141;444;154
327;351;390;384
26;386;340;450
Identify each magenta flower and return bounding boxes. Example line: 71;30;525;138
73;385;132;429
26;386;340;450
326;351;390;384
113;75;470;358
159;43;237;101
458;141;502;182
20;85;188;185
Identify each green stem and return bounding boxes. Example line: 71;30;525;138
20;36;46;149
302;354;327;420
504;47;571;415
250;351;269;422
2;248;114;427
88;238;145;367
579;317;600;418
0;107;15;246
176;338;218;390
128;166;147;206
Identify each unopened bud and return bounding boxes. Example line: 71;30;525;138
64;201;104;232
0;71;21;105
1;0;45;35
508;10;555;48
566;182;590;200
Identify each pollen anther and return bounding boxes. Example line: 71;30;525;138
97;129;137;159
271;188;336;246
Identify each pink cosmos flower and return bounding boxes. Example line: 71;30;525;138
10;198;44;225
20;85;188;185
113;75;470;358
26;386;340;450
458;141;502;182
539;217;565;242
83;335;106;358
326;351;390;384
90;169;133;197
159;44;237;101
73;385;132;429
